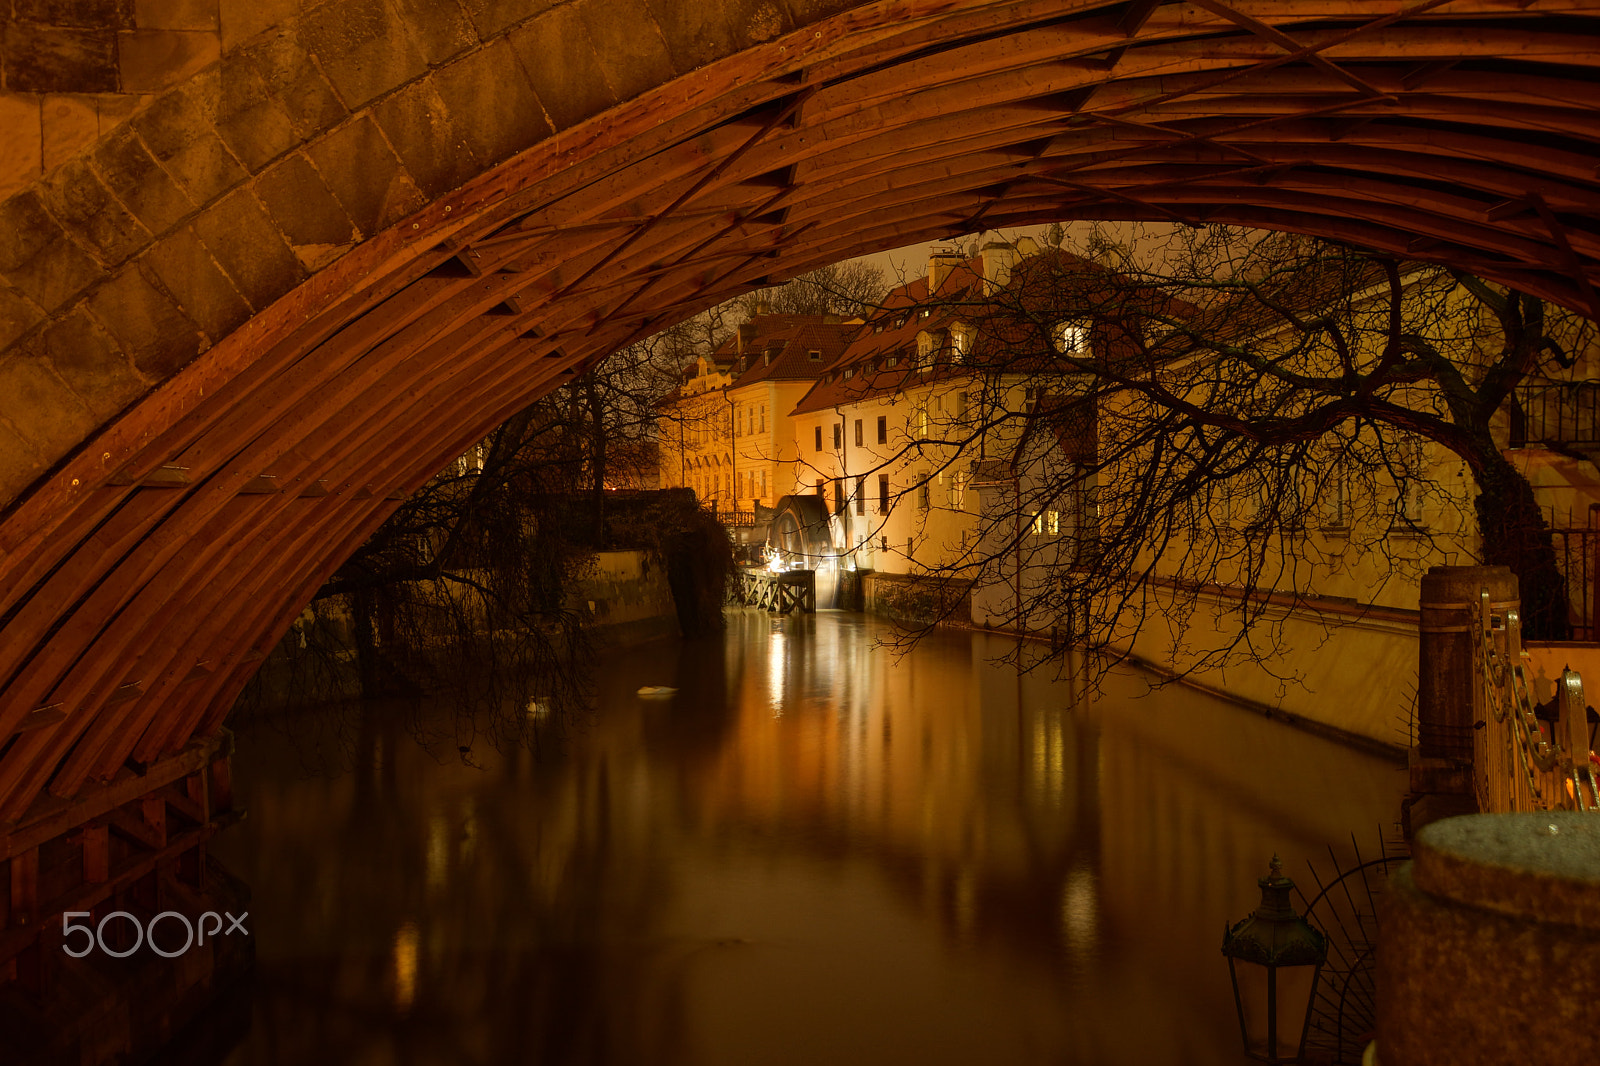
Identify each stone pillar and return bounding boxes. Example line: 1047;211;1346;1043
1406;565;1516;833
1376;812;1600;1064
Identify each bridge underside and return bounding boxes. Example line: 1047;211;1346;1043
0;0;1597;829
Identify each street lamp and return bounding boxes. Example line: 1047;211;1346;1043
1221;855;1328;1064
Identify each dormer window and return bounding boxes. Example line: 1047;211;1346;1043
808;349;821;361
874;322;884;334
919;308;931;319
843;368;854;380
895;315;907;328
1054;319;1090;354
950;324;971;363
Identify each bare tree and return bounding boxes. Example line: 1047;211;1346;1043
893;226;1592;677
237;324;734;751
735;260;886;318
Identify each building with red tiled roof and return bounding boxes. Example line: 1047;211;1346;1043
774;237;1149;575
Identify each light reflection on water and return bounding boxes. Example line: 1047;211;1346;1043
211;610;1404;1065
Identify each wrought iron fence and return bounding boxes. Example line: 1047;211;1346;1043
1550;520;1598;642
1512;382;1600;448
1472;588;1600;814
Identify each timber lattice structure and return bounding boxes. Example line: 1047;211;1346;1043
0;0;1599;843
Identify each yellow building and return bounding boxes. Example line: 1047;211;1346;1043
785;239;1103;574
657;347;737;510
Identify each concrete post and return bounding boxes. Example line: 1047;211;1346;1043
1377;812;1600;1064
1406;565;1517;833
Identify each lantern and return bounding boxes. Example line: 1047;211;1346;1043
1221;855;1328;1063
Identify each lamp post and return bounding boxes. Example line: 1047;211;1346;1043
1221;855;1328;1064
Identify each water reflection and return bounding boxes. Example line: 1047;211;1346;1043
212;611;1403;1065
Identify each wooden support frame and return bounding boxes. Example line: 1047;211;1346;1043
0;0;1596;828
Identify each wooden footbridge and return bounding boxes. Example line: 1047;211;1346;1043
739;569;817;615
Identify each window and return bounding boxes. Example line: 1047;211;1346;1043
833;478;845;515
760;406;766;432
815;479;824;497
918;482;930;510
1054;319;1090;354
874;322;884;334
814;426;822;452
1047;509;1060;536
1322;475;1348;529
1031;512;1043;536
1395;440;1425;526
855;477;866;515
808;349;821;361
833;424;842;449
955;391;968;418
854;419;863;447
878;474;889;513
950;325;970;362
916;331;936;371
917;409;929;438
950;470;968;510
919;308;931;319
877;416;887;444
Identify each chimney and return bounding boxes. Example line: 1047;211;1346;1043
928;245;963;293
737;321;757;353
980;241;1019;295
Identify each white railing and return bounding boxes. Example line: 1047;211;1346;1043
1473;588;1600;813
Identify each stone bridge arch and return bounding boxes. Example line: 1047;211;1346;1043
0;0;1597;821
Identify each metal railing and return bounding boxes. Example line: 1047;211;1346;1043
1511;382;1600;448
1550;520;1598;642
1473;588;1600;813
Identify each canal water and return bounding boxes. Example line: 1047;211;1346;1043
209;610;1405;1065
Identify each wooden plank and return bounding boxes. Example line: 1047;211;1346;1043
81;823;108;884
9;848;38;927
0;816;235;969
0;736;220;861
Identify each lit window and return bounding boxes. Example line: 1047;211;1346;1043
948;471;968;510
1047;509;1060;536
1031;512;1043;536
1054;320;1090;354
